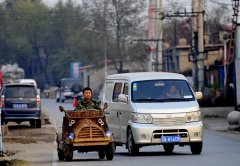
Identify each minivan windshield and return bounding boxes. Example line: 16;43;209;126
131;80;194;102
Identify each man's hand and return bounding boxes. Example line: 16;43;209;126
103;102;108;111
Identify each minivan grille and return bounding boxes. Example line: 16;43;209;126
153;117;185;125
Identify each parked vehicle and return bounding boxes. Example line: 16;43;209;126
101;72;203;155
56;106;114;161
56;78;82;103
0;83;41;128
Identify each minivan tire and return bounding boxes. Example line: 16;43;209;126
36;120;41;128
30;121;35;127
163;144;174;153
127;128;139;156
190;142;202;154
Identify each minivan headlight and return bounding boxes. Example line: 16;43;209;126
132;113;152;124
185;111;201;122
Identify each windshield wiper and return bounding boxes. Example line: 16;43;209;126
161;98;193;102
134;98;193;102
134;98;170;102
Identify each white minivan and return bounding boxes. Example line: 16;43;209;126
101;72;203;155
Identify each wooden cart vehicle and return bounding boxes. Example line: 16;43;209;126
56;106;114;161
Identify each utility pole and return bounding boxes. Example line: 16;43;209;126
173;19;177;71
147;0;156;72
155;0;163;72
103;0;108;78
192;0;197;91
197;0;205;91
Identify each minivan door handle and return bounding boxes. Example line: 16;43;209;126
117;112;122;118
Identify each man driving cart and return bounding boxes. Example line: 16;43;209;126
73;87;108;111
57;87;113;161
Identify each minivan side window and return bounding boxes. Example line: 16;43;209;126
112;83;122;102
123;83;128;95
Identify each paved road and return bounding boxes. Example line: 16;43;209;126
42;99;240;166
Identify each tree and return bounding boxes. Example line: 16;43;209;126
88;0;147;73
4;0;51;87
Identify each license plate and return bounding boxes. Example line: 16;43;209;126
13;104;28;109
161;135;181;143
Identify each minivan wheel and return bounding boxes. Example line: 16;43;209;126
163;144;174;154
30;121;35;127
190;142;202;154
36;120;41;128
127;129;139;156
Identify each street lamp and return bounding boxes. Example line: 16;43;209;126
223;33;229;97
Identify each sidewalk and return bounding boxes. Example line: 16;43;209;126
201;107;240;133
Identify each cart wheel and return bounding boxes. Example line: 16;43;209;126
105;142;114;160
65;146;73;161
58;149;64;161
98;149;105;159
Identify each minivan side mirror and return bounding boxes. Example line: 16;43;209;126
118;94;128;103
195;92;203;100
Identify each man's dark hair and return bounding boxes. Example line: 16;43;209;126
82;87;92;94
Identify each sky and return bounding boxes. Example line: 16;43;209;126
0;0;233;9
41;0;78;7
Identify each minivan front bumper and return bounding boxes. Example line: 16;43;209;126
130;121;203;145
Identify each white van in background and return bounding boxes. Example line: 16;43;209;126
101;72;203;155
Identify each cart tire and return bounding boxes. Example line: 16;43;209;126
190;142;202;154
65;146;73;161
105;142;114;160
127;128;139;156
163;144;174;154
98;149;105;159
58;150;64;161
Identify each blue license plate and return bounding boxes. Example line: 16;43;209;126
13;104;28;109
161;135;181;143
